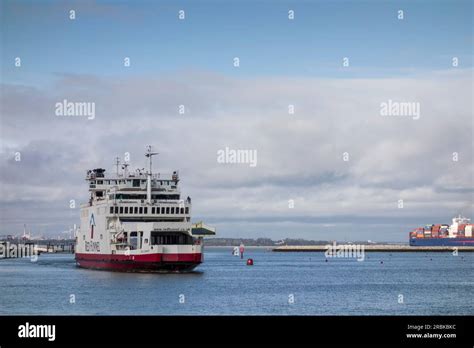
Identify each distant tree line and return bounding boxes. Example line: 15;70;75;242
204;238;331;246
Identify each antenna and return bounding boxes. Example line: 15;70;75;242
145;145;158;175
145;145;158;204
114;157;121;176
122;162;130;177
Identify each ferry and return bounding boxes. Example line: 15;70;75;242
409;215;474;247
75;146;214;272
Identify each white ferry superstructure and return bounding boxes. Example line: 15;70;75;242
75;146;206;272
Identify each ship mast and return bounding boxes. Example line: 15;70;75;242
122;162;129;177
114;157;121;176
145;145;158;204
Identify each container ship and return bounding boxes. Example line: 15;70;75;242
409;215;473;246
75;146;215;272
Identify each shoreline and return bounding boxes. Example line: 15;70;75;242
272;245;474;252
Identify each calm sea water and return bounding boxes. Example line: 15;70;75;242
0;248;472;315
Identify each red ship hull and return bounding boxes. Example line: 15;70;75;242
75;252;202;272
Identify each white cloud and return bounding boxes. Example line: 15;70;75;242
1;71;472;239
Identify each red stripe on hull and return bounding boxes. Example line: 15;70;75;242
75;252;202;272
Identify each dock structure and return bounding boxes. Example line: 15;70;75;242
191;222;216;237
0;239;75;258
272;245;474;252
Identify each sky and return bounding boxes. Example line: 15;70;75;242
0;0;473;241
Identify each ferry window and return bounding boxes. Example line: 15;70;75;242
185;207;189;214
97;180;103;185
96;191;103;197
100;234;103;240
152;207;155;214
133;179;140;187
144;207;148;214
144;239;148;244
115;206;118;214
166;207;170;214
180;208;184;214
130;232;138;250
119;207;123;214
125;207;129;214
171;207;175;214
139;207;143;214
160;207;164;214
134;207;138;214
110;207;113;214
149;232;191;245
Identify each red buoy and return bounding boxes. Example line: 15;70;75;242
246;258;253;266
